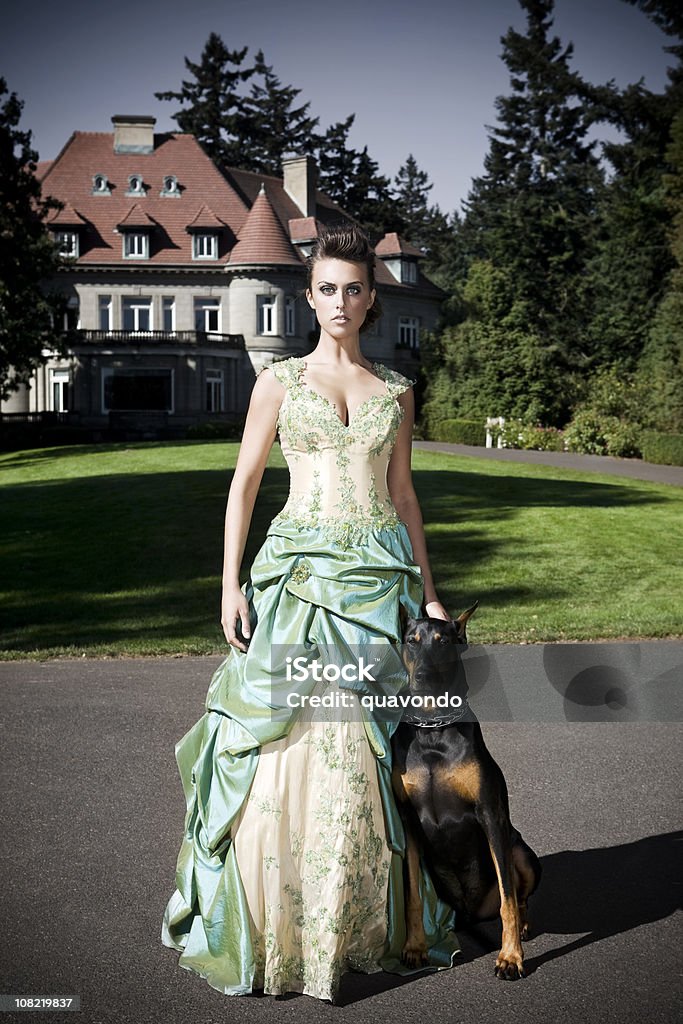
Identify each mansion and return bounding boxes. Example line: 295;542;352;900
2;115;443;433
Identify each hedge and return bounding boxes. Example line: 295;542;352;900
428;419;485;445
186;420;244;440
640;431;683;466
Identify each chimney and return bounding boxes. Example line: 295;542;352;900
112;115;156;155
282;155;317;217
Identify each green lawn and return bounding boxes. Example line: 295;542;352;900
1;440;681;658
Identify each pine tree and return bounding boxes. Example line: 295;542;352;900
0;80;64;401
638;108;683;431
155;33;255;166
316;115;360;209
425;0;605;427
393;155;432;239
242;50;320;175
344;146;396;242
393;153;452;264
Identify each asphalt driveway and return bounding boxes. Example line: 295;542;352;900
0;651;680;1024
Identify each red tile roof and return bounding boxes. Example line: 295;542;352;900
186;203;225;230
116;203;156;229
47;201;87;226
375;232;424;258
35;126;442;297
229;185;300;265
38;131;247;265
225;166;349;238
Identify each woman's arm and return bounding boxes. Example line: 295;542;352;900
386;387;450;621
221;367;284;650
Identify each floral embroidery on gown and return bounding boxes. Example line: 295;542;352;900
160;357;460;1001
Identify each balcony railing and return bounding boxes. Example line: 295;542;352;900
68;330;245;348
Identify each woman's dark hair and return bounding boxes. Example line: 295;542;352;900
305;222;382;332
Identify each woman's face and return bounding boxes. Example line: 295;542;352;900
306;258;376;338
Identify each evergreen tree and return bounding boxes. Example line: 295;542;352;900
393;155;433;241
426;0;605;427
242;50;320;175
316;115;360;209
581;2;682;381
344;146;396;242
316;118;391;234
393;153;452;268
584;81;674;369
638;108;683;431
155;33;255;166
0;80;64;401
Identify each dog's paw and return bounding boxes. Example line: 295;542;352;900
494;951;525;980
520;921;530;941
401;940;430;969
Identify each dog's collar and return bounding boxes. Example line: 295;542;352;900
401;704;469;728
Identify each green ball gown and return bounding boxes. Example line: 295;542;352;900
161;357;460;1001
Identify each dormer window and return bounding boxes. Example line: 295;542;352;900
192;233;218;260
92;174;110;195
123;232;149;259
126;174;146;197
161;175;180;197
54;231;79;258
402;260;418;284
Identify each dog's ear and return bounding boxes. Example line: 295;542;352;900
454;601;479;635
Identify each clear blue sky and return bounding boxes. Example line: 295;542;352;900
1;0;673;212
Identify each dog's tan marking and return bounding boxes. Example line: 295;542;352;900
487;839;524;978
402;818;429;967
438;760;482;804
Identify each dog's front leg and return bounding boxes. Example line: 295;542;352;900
477;808;525;980
402;821;430;968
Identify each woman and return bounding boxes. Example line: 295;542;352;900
161;224;460;1002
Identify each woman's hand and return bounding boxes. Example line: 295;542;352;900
424;599;450;621
221;584;251;652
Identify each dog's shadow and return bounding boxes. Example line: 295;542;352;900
333;829;680;1003
458;829;682;974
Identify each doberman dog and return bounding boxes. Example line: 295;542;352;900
391;603;542;980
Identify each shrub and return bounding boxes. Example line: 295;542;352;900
499;420;565;451
640;431;683;466
564;412;642;458
186;420;244;440
429;418;485;445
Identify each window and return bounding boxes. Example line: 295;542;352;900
51;370;70;412
162;297;175;334
206;369;224;412
123;232;149;259
285;296;296;337
102;368;173;413
161;175;179;196
127;174;145;196
398;315;419;349
54;231;79;258
92;174;110;195
257;295;277;336
122;297;152;333
402;260;418;284
192;233;218;260
62;296;80;332
194;298;220;335
98;295;112;332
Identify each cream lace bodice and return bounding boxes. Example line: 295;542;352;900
262;357;415;548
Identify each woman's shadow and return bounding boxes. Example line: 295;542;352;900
334;829;681;1003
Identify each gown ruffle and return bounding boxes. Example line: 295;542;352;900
161;359;461;1001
